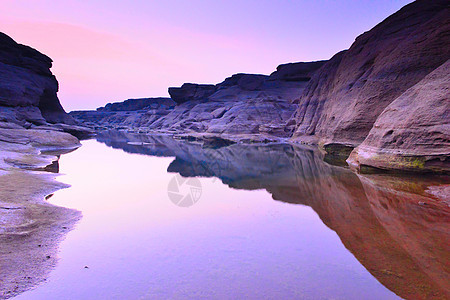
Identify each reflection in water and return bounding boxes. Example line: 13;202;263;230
97;130;450;300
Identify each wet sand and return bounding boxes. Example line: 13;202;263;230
0;138;81;299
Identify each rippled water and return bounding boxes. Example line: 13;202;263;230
15;132;450;299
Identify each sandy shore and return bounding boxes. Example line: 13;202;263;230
0;129;82;299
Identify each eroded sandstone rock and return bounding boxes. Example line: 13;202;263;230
347;60;450;173
168;83;217;104
72;61;325;142
291;0;450;147
0;32;75;125
269;61;326;82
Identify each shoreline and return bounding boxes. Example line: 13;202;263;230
0;130;82;299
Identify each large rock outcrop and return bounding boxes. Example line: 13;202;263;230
290;0;450;147
0;32;94;140
0;32;75;126
148;74;304;140
72;61;325;141
347;59;450;173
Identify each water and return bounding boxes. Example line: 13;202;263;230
15;132;450;299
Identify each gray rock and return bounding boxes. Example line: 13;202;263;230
269;61;326;82
97;97;175;112
168;83;217;104
72;61;322;142
0;32;75;126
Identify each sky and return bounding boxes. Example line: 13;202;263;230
1;0;412;111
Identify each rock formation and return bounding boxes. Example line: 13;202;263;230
0;33;85;298
97;97;175;112
0;32;74;126
0;32;93;141
269;61;326;82
72;61;325;142
290;0;449;149
348;60;450;173
168;83;217;104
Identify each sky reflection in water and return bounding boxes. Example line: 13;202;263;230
17;132;449;299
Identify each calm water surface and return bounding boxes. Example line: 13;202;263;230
16;133;449;299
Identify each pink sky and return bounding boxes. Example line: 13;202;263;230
1;0;411;110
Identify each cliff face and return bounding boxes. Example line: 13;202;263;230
291;0;450;147
0;32;75;126
347;59;450;173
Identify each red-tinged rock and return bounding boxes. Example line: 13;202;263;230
347;60;449;173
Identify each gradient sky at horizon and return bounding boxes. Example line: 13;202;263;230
2;0;412;111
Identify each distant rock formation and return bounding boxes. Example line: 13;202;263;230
72;61;325;141
269;61;326;82
70;97;176;132
290;0;449;148
169;84;217;104
97;97;175;112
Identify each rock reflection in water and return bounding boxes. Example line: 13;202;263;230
97;130;450;300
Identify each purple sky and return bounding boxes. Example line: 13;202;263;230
2;0;412;110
